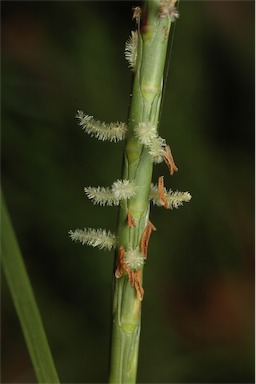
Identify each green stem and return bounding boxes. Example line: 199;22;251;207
1;190;60;384
109;1;175;383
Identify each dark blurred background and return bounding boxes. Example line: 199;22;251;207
1;1;254;383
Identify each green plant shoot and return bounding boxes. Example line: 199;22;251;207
69;1;191;383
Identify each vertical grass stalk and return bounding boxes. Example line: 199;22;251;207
70;1;190;382
109;1;178;382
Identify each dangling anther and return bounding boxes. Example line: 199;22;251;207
158;176;169;208
133;269;144;301
164;145;178;176
140;220;156;258
127;209;136;228
115;246;125;278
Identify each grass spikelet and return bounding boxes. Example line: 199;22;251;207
76;110;127;142
125;31;138;70
134;122;157;146
69;228;116;251
112;179;137;200
84;187;119;206
124;248;144;270
84;180;137;206
149;183;192;209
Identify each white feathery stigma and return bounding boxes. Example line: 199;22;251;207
124;248;144;270
166;191;192;208
84;180;137;206
134;122;158;146
149;183;192;209
76;110;127;142
134;121;167;163
159;0;180;21
149;183;166;205
84;186;119;206
69;228;116;251
148;136;166;163
112;179;137;200
125;31;138;70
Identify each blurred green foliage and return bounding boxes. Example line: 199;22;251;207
1;1;254;383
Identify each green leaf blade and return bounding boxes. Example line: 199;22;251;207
1;191;60;384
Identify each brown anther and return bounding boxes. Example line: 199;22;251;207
164;145;178;176
140;220;156;259
132;6;141;23
115;245;145;300
134;269;144;301
115;246;125;279
128;269;144;301
158;176;169;208
127;209;136;228
126;267;134;286
115;246;135;282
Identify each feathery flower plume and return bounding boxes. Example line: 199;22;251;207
149;183;192;209
112;179;137;200
134;122;158;146
166;190;192;208
84;186;119;206
69;228;116;251
148;136;167;163
125;31;138;70
134;122;167;163
124;248;145;270
76;110;127;142
159;0;180;21
84;180;137;206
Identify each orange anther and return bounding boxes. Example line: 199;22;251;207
158;176;169;208
164;145;178;176
134;269;144;301
115;245;145;300
127;209;136;228
140;220;156;258
115;246;125;279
